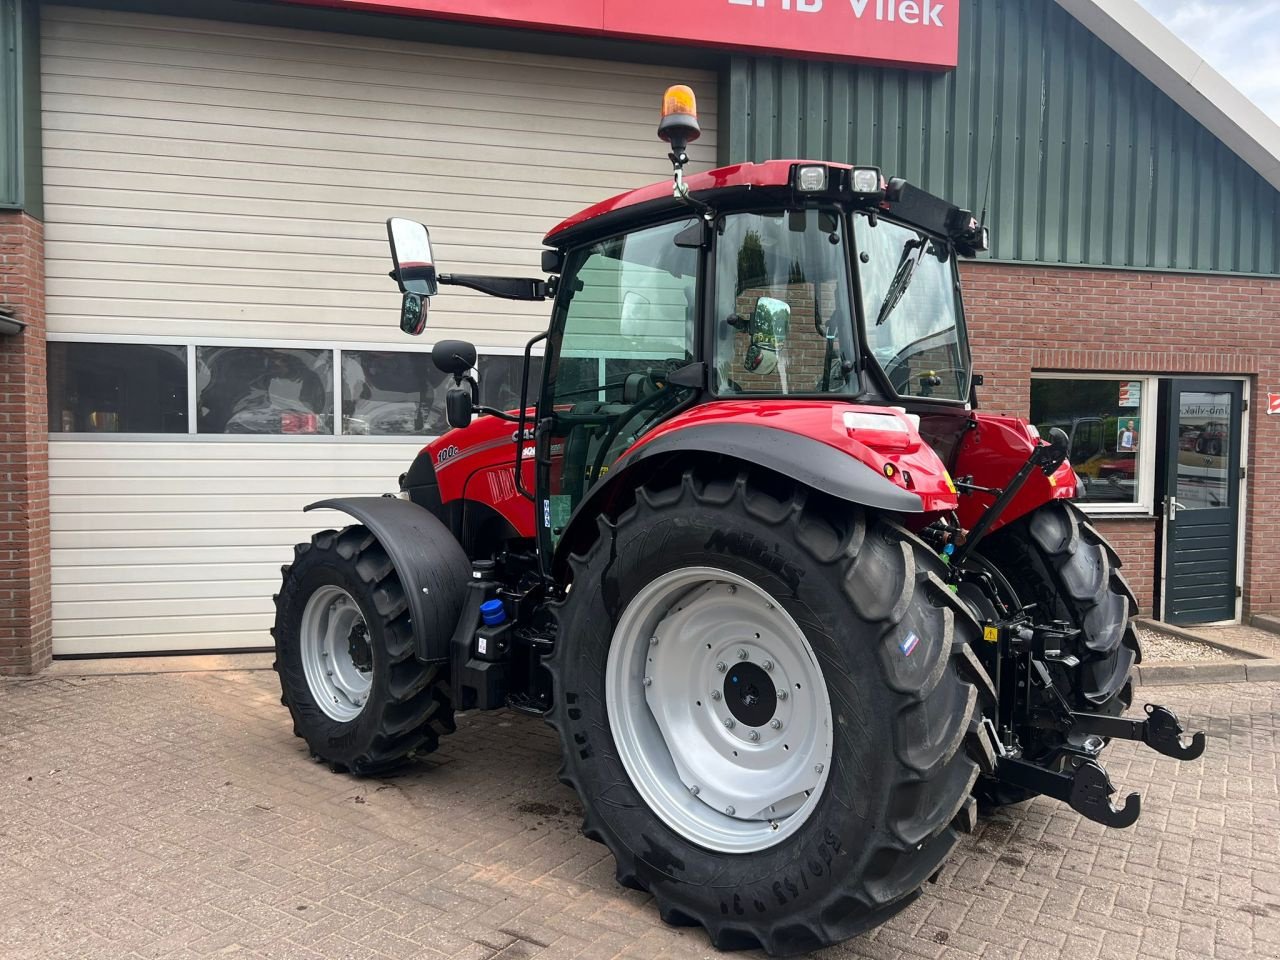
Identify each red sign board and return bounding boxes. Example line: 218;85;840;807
1267;393;1280;416
283;0;960;68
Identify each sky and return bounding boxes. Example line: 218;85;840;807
1136;0;1280;122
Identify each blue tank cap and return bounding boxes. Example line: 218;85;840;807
480;599;507;626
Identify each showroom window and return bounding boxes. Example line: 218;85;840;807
197;346;334;435
1029;375;1155;513
342;350;450;436
48;339;549;439
47;342;188;433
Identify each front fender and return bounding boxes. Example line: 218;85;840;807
952;414;1078;535
306;496;470;663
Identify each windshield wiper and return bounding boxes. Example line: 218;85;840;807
874;238;925;326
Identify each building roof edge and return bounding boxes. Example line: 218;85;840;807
1056;0;1280;193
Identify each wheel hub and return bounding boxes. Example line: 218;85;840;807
606;567;833;854
724;660;776;728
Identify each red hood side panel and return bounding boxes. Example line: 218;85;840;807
427;414;536;539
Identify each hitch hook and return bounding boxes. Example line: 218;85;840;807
1141;704;1206;761
995;756;1141;829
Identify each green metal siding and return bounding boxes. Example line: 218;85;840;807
0;0;39;215
0;0;20;209
726;0;1280;276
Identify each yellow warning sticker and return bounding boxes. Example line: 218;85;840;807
943;470;957;494
983;626;999;644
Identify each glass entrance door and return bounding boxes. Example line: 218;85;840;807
1161;380;1244;624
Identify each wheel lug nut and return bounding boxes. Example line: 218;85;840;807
814;763;824;774
777;690;788;701
748;730;760;742
736;648;749;660
725;806;735;816
723;717;735;729
689;785;700;796
716;661;727;673
726;585;736;595
770;719;782;730
649;636;658;646
642;677;652;687
710;690;722;701
762;659;774;671
326;671;334;678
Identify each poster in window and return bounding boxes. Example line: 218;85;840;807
1116;417;1141;454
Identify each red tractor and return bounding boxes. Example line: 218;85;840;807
272;86;1203;954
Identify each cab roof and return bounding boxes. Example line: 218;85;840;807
543;160;848;248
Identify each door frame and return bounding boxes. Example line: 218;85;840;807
1157;375;1251;625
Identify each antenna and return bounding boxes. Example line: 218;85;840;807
978;116;998;231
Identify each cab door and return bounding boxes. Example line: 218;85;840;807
536;219;702;551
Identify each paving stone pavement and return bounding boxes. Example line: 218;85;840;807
0;668;1276;960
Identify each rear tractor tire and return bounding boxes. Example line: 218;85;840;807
272;525;455;774
547;469;996;955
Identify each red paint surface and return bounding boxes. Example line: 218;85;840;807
279;0;960;68
624;399;961;514
544;160;830;243
427;413;537;538
952;413;1077;535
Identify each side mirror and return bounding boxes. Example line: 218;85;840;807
446;385;473;429
1047;426;1071;459
431;339;477;378
399;292;428;336
387;218;438;297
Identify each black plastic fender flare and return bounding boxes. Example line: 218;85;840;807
554;422;924;571
306;496;471;663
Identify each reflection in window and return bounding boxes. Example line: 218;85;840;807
1174;391;1233;510
48;342;188;433
478;354;544;412
714;209;856;396
197;347;333;435
342;351;448;436
1030;378;1144;506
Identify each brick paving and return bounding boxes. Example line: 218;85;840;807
0;667;1276;960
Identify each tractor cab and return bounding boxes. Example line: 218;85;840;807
387;86;987;556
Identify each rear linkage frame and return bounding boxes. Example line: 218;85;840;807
937;430;1206;829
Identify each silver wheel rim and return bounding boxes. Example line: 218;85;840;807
300;585;372;722
605;566;833;854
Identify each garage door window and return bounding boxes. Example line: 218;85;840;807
197;346;333;435
1030;375;1154;513
48;342;188;433
342;350;450;436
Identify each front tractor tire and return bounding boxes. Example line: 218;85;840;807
272;526;455;774
547;469;996;955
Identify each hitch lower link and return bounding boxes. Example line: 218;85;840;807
990;631;1206;829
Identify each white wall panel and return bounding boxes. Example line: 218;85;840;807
41;8;716;655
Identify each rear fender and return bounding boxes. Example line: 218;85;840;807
306;497;471;663
552;404;958;574
952;413;1078;534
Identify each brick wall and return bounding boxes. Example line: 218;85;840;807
0;211;51;675
960;261;1280;617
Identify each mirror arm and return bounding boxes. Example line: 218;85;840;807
438;274;550;301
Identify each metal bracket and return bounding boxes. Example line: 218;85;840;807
996;756;1141;828
1065;704;1206;762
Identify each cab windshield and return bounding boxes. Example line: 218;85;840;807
713;209;857;396
853;214;969;402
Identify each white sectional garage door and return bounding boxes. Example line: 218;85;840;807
41;5;717;655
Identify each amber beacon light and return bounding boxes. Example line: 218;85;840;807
658;84;701;153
